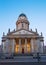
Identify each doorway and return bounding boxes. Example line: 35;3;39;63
22;48;24;54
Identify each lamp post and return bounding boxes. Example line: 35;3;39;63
37;52;41;62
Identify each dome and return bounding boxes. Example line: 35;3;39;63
16;13;29;30
19;13;27;18
17;13;29;24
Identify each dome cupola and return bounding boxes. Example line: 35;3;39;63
19;13;27;17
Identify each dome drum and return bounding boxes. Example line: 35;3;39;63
16;20;29;25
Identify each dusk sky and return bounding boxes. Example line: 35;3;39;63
0;0;46;45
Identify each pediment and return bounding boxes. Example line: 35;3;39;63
12;30;34;35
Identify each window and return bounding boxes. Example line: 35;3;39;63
22;23;24;28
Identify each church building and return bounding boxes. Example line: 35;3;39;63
1;13;44;55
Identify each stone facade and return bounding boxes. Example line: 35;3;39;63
1;13;44;54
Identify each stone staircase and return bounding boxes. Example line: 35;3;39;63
13;56;37;62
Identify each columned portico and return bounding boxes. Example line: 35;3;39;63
14;38;31;54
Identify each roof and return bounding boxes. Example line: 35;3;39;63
19;13;27;18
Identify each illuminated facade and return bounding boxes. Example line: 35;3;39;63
2;13;44;54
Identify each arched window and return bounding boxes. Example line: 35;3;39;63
22;23;24;28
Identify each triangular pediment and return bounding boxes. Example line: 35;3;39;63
11;29;35;35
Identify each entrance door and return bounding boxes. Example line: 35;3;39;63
22;48;24;54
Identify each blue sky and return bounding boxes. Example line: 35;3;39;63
0;0;46;45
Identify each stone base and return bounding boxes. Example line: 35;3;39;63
0;62;46;65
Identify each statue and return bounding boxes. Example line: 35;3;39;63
35;28;37;33
3;32;5;36
8;28;10;33
41;32;43;36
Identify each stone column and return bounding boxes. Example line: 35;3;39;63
40;41;44;53
30;40;31;53
5;39;9;53
25;39;27;53
19;39;21;53
2;41;5;53
12;39;15;53
43;41;44;53
34;39;39;53
36;39;41;53
31;39;34;53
